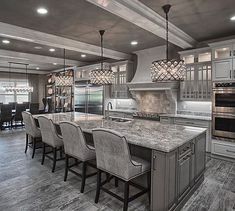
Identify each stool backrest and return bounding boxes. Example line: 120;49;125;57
60;121;94;161
38;116;61;147
30;103;39;114
93;128;138;180
14;104;26;121
22;111;41;137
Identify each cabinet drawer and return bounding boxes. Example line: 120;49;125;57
213;142;235;159
174;118;208;127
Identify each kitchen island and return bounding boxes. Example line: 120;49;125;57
34;112;207;211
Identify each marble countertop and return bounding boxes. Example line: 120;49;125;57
159;114;212;121
34;112;207;152
105;109;136;114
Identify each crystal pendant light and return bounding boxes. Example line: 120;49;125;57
151;4;186;82
4;62;33;93
90;30;114;85
56;49;73;86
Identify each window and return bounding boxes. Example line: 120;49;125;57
0;79;29;104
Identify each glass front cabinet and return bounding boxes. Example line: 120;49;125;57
110;61;134;99
180;48;212;101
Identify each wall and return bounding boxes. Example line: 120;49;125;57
177;101;212;115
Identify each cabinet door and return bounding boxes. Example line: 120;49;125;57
212;59;232;81
178;154;191;198
213;46;232;60
180;64;196;100
195;133;206;180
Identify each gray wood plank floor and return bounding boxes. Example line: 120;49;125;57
0;129;235;211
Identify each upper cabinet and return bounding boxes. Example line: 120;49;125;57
179;48;212;101
110;61;134;99
209;40;235;81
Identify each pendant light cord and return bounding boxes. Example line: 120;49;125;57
162;4;171;61
64;48;66;75
99;30;105;71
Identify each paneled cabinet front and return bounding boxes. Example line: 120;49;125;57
212;59;233;81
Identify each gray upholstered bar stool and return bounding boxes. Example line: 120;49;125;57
60;121;97;193
38;116;64;172
93;128;151;211
22;111;42;158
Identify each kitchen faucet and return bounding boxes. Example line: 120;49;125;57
106;102;113;119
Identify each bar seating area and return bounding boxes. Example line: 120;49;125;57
21;112;150;211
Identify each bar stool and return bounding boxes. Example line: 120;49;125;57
92;128;151;211
22;111;42;158
38;116;64;172
60;121;97;193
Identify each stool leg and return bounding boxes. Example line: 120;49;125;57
147;171;151;203
80;162;87;193
64;154;69;181
41;143;46;165
32;137;36;159
60;146;63;158
25;134;29;153
123;182;129;211
95;170;102;203
52;147;57;173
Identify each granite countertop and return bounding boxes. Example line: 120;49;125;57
34;112;207;152
159;113;212;121
105;109;136;114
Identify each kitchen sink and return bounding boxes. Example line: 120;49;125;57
105;116;132;122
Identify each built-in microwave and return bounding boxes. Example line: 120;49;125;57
212;113;235;139
212;82;235;113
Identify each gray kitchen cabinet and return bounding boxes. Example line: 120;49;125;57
194;133;206;180
151;133;206;211
110;61;134;99
178;152;191;199
212;59;233;81
180;62;212;101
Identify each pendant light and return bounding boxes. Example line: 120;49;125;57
56;48;73;86
90;30;114;85
151;4;186;82
4;62;33;93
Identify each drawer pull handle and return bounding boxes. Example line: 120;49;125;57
153;155;157;170
226;149;235;153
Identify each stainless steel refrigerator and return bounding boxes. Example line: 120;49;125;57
74;80;103;115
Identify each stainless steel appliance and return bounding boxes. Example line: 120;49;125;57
212;82;235;139
74;80;103;115
213;82;235;113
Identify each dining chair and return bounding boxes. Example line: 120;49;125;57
12;103;26;127
38;116;64;172
92;128;151;211
22;111;42;158
0;104;13;130
60;121;97;193
29;103;39;114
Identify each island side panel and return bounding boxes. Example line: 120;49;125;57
151;149;178;211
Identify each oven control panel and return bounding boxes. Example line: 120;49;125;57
213;82;235;88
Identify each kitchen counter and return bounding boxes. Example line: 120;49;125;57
34;112;206;152
160;113;212;121
105;108;136;114
33;112;206;211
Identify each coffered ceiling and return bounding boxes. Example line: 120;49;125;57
0;0;234;73
139;0;235;41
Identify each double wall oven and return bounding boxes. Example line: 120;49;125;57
212;82;235;139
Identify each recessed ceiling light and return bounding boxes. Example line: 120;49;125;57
230;16;235;21
49;48;55;52
2;39;10;44
53;63;57;65
36;67;40;70
131;41;138;45
34;46;42;49
37;7;48;15
81;54;86;58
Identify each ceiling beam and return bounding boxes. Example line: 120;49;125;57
0;49;83;66
0;22;130;60
0;67;49;74
86;0;196;49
